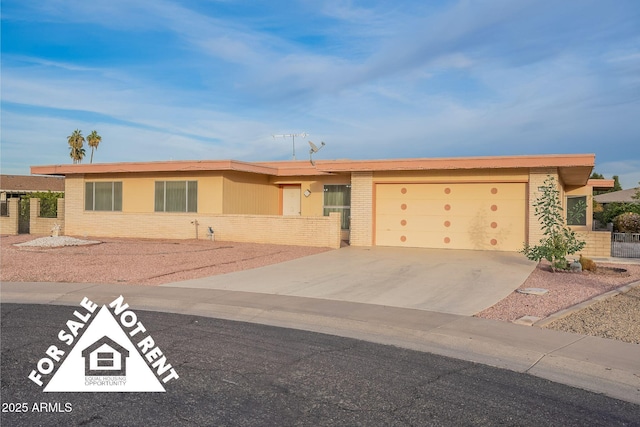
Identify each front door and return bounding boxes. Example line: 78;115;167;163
282;185;301;216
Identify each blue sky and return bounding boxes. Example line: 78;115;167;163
2;0;639;188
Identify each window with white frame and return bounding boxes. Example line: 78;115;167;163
566;196;587;226
155;181;198;213
323;184;351;230
85;182;122;211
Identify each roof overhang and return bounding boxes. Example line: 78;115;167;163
31;160;279;176
587;179;615;192
314;154;595;185
31;154;596;184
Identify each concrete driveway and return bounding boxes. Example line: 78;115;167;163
164;246;536;315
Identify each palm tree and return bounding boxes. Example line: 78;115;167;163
87;130;102;164
69;145;86;164
67;129;85;164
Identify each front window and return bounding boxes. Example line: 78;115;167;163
155;181;198;212
323;184;351;230
566;196;587;226
85;182;122;211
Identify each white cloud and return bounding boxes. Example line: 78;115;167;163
2;0;639;175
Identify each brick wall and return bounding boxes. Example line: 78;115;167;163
349;172;373;246
578;230;611;257
0;198;19;235
29;198;65;236
64;211;341;248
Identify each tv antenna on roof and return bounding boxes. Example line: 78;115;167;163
308;140;326;166
272;132;309;160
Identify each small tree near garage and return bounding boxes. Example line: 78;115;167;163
521;176;586;272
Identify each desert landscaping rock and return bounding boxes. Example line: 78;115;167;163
2;235;640;345
1;235;330;285
476;260;640;322
477;260;640;345
544;285;640;344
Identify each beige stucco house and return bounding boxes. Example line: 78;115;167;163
31;153;613;255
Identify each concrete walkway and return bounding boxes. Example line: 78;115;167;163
164;246;537;316
1;281;639;405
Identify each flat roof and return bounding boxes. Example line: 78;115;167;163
31;153;596;184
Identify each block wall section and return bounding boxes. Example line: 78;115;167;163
527;168;558;246
0;198;19;235
65;212;340;248
349;172;373;246
578;231;611;258
28;198;65;236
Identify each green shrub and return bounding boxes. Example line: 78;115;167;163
24;191;64;218
521;176;586;272
595;202;640;226
614;212;640;233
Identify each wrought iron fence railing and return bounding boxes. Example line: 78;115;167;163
611;232;640;258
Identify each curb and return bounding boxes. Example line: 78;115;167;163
589;257;640;266
534;280;640;328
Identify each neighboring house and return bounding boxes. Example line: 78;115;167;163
594;188;640;204
0;174;65;234
0;174;65;208
31;153;613;255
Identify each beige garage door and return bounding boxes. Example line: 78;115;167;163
375;183;526;251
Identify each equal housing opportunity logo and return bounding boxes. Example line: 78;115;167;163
28;295;179;392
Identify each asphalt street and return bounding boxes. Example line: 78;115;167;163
1;303;639;426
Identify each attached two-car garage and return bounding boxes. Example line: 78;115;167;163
374;183;526;251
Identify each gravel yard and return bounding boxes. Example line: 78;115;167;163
476;260;640;344
544;285;640;344
476;260;640;322
2;235;639;344
0;235;330;286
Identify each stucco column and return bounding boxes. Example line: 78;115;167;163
349;171;373;246
57;198;65;235
527;168;559;246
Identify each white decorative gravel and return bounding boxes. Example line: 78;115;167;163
14;236;101;248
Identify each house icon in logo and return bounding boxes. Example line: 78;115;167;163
82;336;129;376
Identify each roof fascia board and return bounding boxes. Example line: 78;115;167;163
314;154;596;172
587;179;615;189
30;154;596;177
31;160;279;176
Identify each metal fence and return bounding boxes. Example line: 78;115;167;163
611;232;640;258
